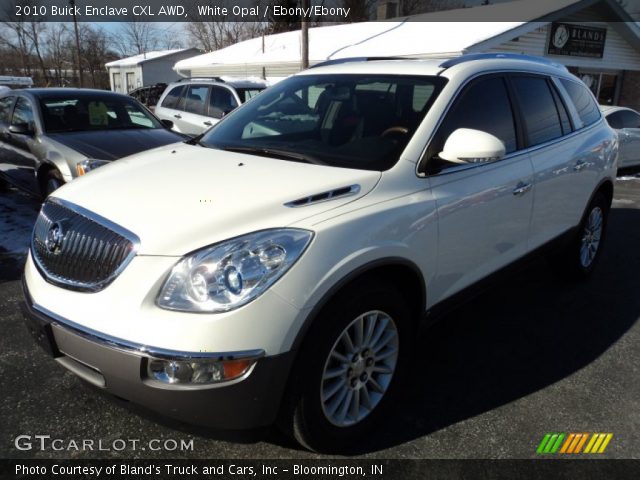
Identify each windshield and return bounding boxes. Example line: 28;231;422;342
199;74;446;171
39;94;163;133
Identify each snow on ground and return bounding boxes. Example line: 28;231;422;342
0;188;40;257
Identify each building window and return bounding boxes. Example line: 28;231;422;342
568;68;620;106
126;72;136;93
112;72;121;92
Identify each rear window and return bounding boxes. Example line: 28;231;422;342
560;79;601;128
235;88;264;103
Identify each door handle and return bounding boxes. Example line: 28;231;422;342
513;182;532;196
203;121;212;126
173;114;182;119
574;160;588;171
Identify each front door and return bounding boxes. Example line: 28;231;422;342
0;96;39;193
424;75;534;303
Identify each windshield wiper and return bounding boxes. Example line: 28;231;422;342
220;145;326;165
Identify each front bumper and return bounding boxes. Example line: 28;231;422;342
21;279;295;430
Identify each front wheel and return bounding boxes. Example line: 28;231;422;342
279;281;411;452
43;169;64;197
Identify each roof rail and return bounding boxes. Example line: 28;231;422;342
439;53;567;71
310;57;410;69
176;76;225;83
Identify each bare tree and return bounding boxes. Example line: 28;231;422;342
111;21;161;56
23;20;49;84
186;21;262;52
0;21;33;76
43;23;71;86
81;25;115;88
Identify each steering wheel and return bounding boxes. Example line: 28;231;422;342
381;126;409;138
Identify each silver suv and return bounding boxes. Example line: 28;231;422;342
154;77;267;136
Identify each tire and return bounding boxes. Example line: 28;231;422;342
554;192;609;279
42;169;64;197
279;280;412;453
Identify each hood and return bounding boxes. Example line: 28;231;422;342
54;143;381;255
47;129;184;160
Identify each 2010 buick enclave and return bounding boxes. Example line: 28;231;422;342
21;54;617;452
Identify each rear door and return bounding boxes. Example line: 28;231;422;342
510;74;580;248
522;76;605;249
154;84;186;130
426;74;535;302
179;84;215;135
208;85;239;125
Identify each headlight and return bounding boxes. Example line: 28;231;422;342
157;229;313;313
76;158;110;176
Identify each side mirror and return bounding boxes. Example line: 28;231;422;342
9;122;34;136
160;119;174;129
439;128;506;164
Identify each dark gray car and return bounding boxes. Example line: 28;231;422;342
0;88;185;198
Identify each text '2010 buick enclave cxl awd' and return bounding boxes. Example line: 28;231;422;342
21;54;617;452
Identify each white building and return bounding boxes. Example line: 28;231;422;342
174;0;640;109
106;48;200;94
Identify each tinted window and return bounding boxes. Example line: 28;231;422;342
184;85;208;115
11;97;34;127
549;82;572;134
0;96;14;123
605;111;624;129
620;110;640;129
235;88;264;103
161;85;185;109
209;86;238;119
560;78;600;127
512;76;563;146
432;76;517;158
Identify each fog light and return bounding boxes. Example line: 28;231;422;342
148;358;254;385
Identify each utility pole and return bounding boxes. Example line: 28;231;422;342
301;0;309;69
69;0;84;87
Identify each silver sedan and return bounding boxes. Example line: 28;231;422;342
601;105;640;169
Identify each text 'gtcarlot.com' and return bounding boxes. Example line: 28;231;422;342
14;435;194;452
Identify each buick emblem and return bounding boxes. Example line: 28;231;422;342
45;221;65;254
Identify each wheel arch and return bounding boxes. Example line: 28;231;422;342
290;258;427;351
594;177;614;209
36;160;70;196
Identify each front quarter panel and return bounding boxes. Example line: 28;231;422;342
272;179;439;350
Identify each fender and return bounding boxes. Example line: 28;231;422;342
290;256;427;351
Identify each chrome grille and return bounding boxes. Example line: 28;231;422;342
31;199;139;292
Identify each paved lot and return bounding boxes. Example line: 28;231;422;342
1;174;639;460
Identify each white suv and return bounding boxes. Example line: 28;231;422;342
22;54;617;452
154;77;267;135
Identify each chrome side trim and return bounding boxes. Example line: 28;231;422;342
284;184;361;208
31;197;141;293
33;302;265;362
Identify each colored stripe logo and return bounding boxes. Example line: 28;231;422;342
537;433;613;454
